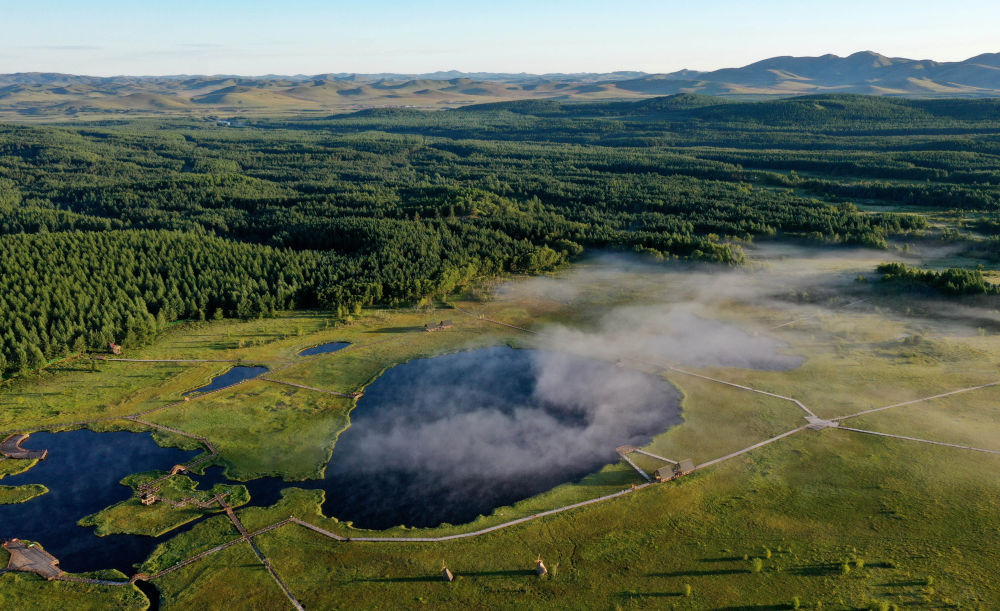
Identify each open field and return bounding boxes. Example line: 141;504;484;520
6;249;1000;608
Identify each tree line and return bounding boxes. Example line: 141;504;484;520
3;93;977;377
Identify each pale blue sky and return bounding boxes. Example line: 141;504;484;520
1;0;996;76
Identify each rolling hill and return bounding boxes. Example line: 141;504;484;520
1;51;999;120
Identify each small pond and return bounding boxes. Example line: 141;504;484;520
298;342;350;357
183;365;268;395
320;346;682;528
0;430;197;573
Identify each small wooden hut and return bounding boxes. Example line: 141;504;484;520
654;458;695;481
441;566;454;582
424;320;455;332
108;342;122;355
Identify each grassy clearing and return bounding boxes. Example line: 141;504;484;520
651;374;806;465
79;473;249;537
0;311;346;434
0;483;48;504
140;513;242;575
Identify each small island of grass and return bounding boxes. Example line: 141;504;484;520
0;484;49;505
79;471;250;537
0;459;39;480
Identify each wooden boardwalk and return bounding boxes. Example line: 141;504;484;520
619;453;652;481
261;376;352;398
666;366;817;418
631;448;678;465
219;498;304;611
834;380;1000;422
103;358;241;363
693;426;810;471
838;426;1000;455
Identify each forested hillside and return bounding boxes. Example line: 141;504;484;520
4;93;998;377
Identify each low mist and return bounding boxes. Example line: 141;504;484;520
321;246;985;527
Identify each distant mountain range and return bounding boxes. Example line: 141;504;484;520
2;51;999;120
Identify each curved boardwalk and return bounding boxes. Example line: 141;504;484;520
1;434;48;460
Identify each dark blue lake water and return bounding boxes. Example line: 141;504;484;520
183;366;268;395
0;430;197;573
298;342;350;357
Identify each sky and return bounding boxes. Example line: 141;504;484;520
1;0;997;76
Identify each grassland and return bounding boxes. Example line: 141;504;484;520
6;252;1000;608
0;484;48;504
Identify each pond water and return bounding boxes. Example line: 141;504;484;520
0;430;197;573
183;365;268;395
316;347;681;528
298;342;350;357
202;347;682;530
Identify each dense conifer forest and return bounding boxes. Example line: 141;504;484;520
4;93;1000;377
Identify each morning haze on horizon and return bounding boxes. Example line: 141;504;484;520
3;2;1000;610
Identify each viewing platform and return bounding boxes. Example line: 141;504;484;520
0;434;48;460
3;539;63;580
